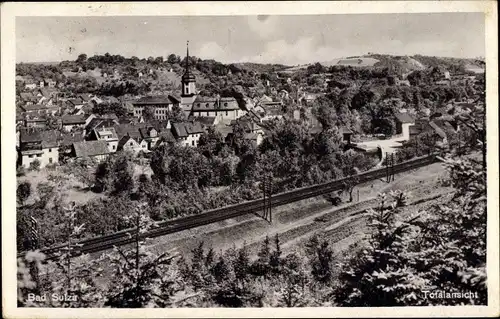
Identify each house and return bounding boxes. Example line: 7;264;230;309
117;135;143;153
24;81;37;90
190;96;246;124
61;115;88;132
409;120;448;146
340;127;353;144
227;117;265;146
19;92;38;105
21;104;60;116
18;129;60;168
131;95;180;121
44;78;57;88
85;115;120;136
72;140;110;162
59;132;85;155
114;123;149;153
394;112;415;140
67;97;85;109
37;87;59;100
24;114;47;129
261;107;284;122
91;127;119;153
138;126;164;150
171;121;204;147
78;93;92;103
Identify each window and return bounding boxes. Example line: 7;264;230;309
192;140;195;146
49;148;52;152
29;155;34;158
226;111;228;116
112;145;116;150
129;142;133;146
207;112;209;116
206;103;209;107
36;154;41;158
49;157;53;164
224;103;228;107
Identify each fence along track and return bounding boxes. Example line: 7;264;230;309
21;154;440;259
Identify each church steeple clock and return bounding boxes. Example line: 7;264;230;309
181;41;197;106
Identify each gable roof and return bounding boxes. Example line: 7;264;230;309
114;123;143;141
171;122;188;138
194;116;217;127
394;112;415;124
19;92;38;102
67;98;84;106
94;126;118;140
158;130;176;143
79;93;92;102
62;114;87;125
192;96;239;111
73;140;109;158
134;95;179;105
171;121;204;138
59;132;85;147
19;129;60;148
117;135;139;149
21;104;58;112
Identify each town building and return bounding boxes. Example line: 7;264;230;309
61;114;93;132
394;112;416;140
131;95;180;120
44;78;57;88
180;42;197;107
92;127;119;153
18;129;60;168
72;140;110;162
190;96;245;123
171;121;204;147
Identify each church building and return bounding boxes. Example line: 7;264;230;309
179;42;246;124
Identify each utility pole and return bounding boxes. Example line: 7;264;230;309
262;174;273;223
390;153;395;182
29;215;40;292
386;152;395;183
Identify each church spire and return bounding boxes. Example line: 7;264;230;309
185;40;190;72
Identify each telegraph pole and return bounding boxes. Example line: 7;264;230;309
386;152;395;183
262;174;273;223
390;153;395;182
28;215;40;292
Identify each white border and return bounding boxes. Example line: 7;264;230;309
2;1;498;318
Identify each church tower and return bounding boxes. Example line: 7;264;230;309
180;41;197;106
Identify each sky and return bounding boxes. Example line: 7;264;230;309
16;13;485;65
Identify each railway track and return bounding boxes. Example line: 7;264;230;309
21;153;441;260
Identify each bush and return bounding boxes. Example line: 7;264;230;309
29;160;41;171
16;166;26;177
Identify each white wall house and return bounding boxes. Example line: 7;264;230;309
18;130;60;168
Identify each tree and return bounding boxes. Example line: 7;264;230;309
94;160;111;193
92;101;127;117
333;193;424;306
251;236;271;277
29;160;41;171
104;202;182;307
17;181;31;206
167;54;179;64
76;53;87;64
305;235;334;284
111;154;135;194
